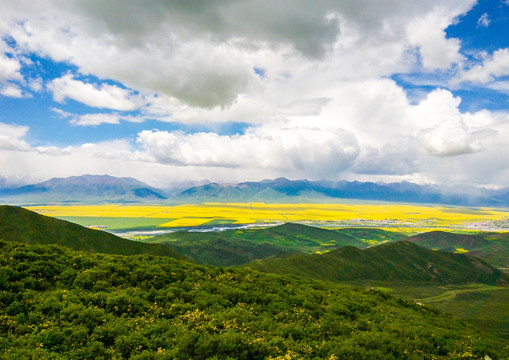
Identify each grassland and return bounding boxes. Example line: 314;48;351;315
343;281;509;340
25;202;509;232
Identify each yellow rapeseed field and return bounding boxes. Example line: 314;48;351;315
25;202;509;231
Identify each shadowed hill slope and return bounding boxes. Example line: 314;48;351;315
0;205;186;259
406;231;490;250
148;223;408;266
245;241;507;285
160;236;291;267
407;231;509;268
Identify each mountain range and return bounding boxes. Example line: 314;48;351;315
178;177;509;206
1;174;509;206
0;174;167;203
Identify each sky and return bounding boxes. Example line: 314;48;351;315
0;0;508;189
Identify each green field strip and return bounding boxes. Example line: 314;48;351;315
201;219;237;226
417;284;502;303
57;216;175;230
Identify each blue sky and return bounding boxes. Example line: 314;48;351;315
0;0;508;188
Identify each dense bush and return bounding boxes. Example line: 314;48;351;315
0;240;507;359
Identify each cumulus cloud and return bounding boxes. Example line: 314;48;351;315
135;126;359;177
406;8;464;69
0;83;23;98
48;73;145;111
0;39;24;98
455;48;509;84
477;13;490;27
0;122;73;155
0;41;21;82
0;0;475;110
279;98;331;116
0;122;30;151
2;0;508;188
418;119;490;156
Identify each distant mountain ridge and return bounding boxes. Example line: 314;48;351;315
2;174;509;206
0;174;167;203
177;177;509;206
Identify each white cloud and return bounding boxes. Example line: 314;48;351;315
487;80;509;94
28;77;43;92
135;126;359;177
0;122;72;156
50;107;74;118
456;48;509;84
48;73;145;111
71;113;122;126
278;98;331;116
418;119;488;156
406;9;464;69
0;122;30;151
1;0;476;110
477;13;490;27
0;41;21;82
353;142;419;175
0;83;23;98
35;146;71;156
2;0;509;188
50;107;148;126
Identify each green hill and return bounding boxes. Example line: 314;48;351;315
147;223;390;266
1;240;507;359
406;231;490;250
160;236;291;266
245;241;507;285
0;205;186;259
335;227;407;243
407;231;509;268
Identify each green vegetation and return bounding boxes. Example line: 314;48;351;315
148;223;361;254
407;231;509;267
0;206;186;260
1;240;508;359
334;227;407;244
147;223;406;266
244;241;507;285
156;237;291;267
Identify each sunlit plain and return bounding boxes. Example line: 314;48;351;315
25;202;509;232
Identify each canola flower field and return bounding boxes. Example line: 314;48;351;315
25;202;509;232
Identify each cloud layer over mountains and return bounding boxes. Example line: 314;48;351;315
0;0;508;187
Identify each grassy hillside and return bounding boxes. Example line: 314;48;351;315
1;240;507;359
0;205;186;259
245;241;507;285
147;223;405;266
338;280;509;340
336;227;407;244
407;231;509;268
157;237;291;266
